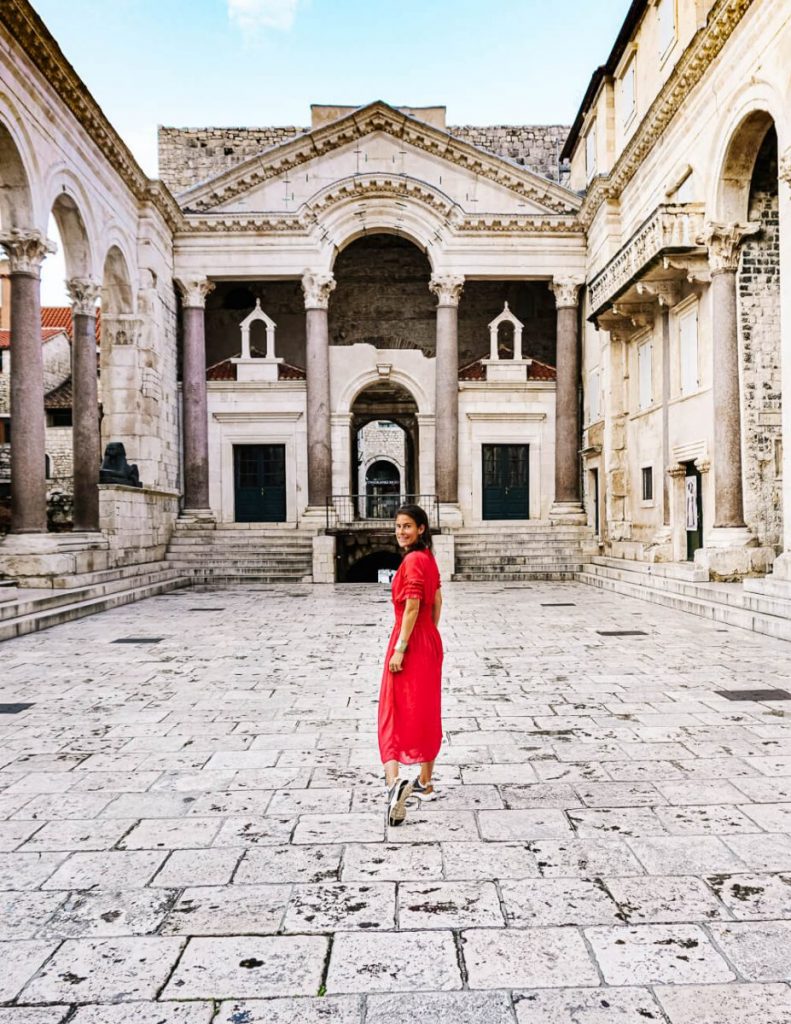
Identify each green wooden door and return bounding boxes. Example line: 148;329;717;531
234;444;286;522
482;444;529;520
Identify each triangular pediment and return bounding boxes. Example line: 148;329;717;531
178;101;581;220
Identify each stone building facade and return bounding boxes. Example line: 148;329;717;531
0;0;790;593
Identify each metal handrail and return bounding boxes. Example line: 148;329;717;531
325;494;440;531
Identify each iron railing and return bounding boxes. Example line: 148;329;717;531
325;494;440;530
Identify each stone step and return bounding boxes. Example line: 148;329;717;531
456;551;584;563
0;565;184;624
0;573;190;642
181;571;313;584
590;555;709;583
452;571;580;582
578;567;791;643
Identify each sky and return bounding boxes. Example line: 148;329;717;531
33;0;632;303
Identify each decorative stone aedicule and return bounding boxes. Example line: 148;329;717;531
429;275;464;307
66;277;101;316
232;299;283;382
0;229;56;277
588;205;705;314
483;303;532;383
176;277;215;309
699;221;760;274
301;271;336;310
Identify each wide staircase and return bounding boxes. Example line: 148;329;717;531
166;525;315;585
452;523;589;581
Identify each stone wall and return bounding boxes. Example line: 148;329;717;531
158;123;570;194
740;127;783;550
99;483;179;566
357;422;407;494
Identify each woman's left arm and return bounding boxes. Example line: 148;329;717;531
389;598;420;673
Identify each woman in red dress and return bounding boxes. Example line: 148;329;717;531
378;503;443;827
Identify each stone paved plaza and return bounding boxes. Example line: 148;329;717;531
3;581;791;1022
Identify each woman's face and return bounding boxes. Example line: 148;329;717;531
395;513;425;549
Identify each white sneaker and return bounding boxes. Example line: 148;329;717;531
411;777;436;802
386;778;413;826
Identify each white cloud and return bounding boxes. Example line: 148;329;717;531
227;0;301;32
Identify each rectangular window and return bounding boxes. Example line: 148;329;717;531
657;0;676;56
588;369;601;423
642;466;654;502
621;58;636;126
678;305;699;395
586;123;597;180
638;341;653;410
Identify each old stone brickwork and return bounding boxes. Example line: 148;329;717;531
357;421;407;494
158;124;570;195
740;128;782;550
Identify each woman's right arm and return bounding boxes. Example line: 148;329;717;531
433;588;443;627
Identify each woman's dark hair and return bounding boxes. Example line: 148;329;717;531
395;503;433;552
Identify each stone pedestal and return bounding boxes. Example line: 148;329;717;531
550;278;585;519
312;534;336;584
694;527;775;581
302;272;336;507
0;530;109;588
430;275;464;504
432;533;455;583
176;278;215;521
0;230;55;534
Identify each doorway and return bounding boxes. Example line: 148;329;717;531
365;460;401;520
590;467;600;537
482;444;530;520
233;444;286;522
684;462;703;560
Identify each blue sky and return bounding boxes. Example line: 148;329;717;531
34;0;631;302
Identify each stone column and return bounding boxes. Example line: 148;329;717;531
771;151;791;579
702;223;759;531
550;277;585;519
66;278;101;532
429;274;464;505
176;277;214;516
0;230;55;534
301;271;336;507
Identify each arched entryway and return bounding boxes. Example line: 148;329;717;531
351;380;419;513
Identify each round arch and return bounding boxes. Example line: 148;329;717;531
0;117;35;230
101;243;135;314
339;368;430;417
44;170;100;281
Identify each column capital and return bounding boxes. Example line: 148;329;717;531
176;277;215;308
549;276;584;309
66;277;101;317
301;270;336;310
698;222;759;274
429;274;464;307
0;229;56;277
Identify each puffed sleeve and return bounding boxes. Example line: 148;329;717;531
402;552;425;601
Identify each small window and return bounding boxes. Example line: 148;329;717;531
621;57;636;126
638;341;653;410
585;123;597;180
678;305;699;395
47;409;73;428
642;466;654;502
657;0;676;56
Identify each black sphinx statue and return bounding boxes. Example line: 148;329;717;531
99;442;142;487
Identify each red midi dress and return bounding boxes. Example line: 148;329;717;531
377;548;443;765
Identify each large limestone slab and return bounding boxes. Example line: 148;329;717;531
326;931;461;993
461;927;599;988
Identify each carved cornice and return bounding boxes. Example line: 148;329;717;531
176;277;215;309
178;101;581;217
301;271;336;310
578;0;754;228
66;277;101;316
549;277;584;309
635;279;683;308
305;175;458;223
0;229;56;276
698;221;760;273
429;275;465;307
0;1;183;231
611;302;656;330
588;204;706;314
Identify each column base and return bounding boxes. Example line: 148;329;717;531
694;527;774;581
301;505;332;531
549;501;586;524
769;552;791;582
644;525;673;564
432;533;456;581
177;508;216;529
437;503;464;529
0;531;110;587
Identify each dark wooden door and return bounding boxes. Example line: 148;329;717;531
234;444;286;522
482;444;529;520
685;463;703;560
